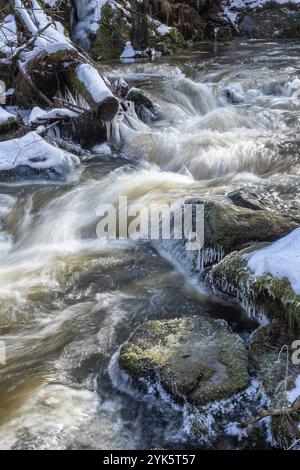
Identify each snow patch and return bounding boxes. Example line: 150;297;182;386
120;41;141;59
73;0;113;50
91;143;112;155
156;24;173;37
14;0;73;59
245;228;300;295
29;106;78;124
76;63;115;104
43;0;59;6
226;421;248;440
227;0;300;9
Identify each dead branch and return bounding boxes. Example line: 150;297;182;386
241;396;300;428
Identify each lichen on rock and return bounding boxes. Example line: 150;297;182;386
119;316;250;406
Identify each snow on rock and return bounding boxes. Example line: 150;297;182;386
156;24;173;37
120;41;140;59
0;132;80;180
0;15;17;56
0;107;18;128
119;41;153;60
91;143;112;155
29;107;79;124
245;228;300;295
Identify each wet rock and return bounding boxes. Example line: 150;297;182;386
170;198;298;273
234;4;300;39
126;87;160;124
89;2;131;60
228;187;300;225
199;198;297;254
119;316;250;406
227;189;266;211
153;27;186;54
222;86;244;105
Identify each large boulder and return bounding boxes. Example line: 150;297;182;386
191;198;297;260
119;316;250;406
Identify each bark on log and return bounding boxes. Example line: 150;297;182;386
59;110;107;148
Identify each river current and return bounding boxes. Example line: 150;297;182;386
0;40;299;449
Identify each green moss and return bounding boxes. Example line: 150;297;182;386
90;3;130;60
71;74;87;95
162;28;186;50
203;200;296;254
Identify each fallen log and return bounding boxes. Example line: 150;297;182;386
2;0;119;122
59;110;107;148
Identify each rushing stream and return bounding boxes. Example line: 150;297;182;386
0;40;299;449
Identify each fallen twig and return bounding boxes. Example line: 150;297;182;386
241;396;300;428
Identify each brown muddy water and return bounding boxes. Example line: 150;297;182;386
0;40;299;449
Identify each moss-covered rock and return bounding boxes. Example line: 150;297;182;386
90;3;131;60
209;246;300;335
202;199;297;255
119;316;250;406
154;27;186;54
